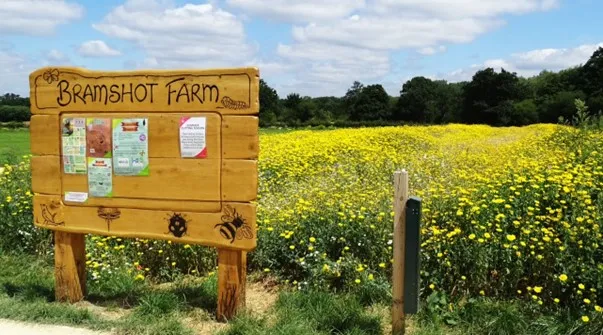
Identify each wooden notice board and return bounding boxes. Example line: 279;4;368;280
29;66;259;320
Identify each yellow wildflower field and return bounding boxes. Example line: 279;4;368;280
254;124;602;315
1;123;602;320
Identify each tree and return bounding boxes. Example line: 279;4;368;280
580;47;603;96
349;84;390;121
259;79;280;126
342;81;364;120
461;68;526;125
393;77;463;124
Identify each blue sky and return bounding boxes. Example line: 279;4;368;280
1;0;602;98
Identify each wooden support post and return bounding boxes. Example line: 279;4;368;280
217;248;246;322
392;170;409;335
54;231;87;303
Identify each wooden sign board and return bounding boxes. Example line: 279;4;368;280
29;66;259;321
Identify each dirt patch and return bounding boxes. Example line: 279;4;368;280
74;300;130;321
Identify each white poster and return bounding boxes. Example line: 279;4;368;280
179;117;207;158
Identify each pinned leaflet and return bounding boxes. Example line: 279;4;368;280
179;117;207;158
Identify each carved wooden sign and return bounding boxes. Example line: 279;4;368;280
29;66;259;320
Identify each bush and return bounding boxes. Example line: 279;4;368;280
0;105;30;122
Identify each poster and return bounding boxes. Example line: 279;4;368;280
88;158;113;198
179;117;207;158
86;118;112;158
112;118;149;176
61;117;87;174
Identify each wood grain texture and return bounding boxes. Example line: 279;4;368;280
34;195;257;251
30;115;60;155
392;170;409;335
54;231;86;303
63;158;221;201
62;197;221;213
222;116;259;159
217;249;246;322
222;160;258;202
31;155;61;195
29;67;259;115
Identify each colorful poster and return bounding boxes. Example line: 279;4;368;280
86;118;112;158
179;117;207;158
112;118;149;176
61;117;87;174
88;158;113;198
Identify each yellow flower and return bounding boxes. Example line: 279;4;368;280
533;286;542;293
379;263;386;268
559;274;568;282
368;274;374;281
468;234;476;240
578;283;585;290
135;274;145;281
289;245;295;250
595;305;602;313
506;234;516;242
429;284;435;290
584;299;591;304
309;237;316;243
355;279;361;284
581;316;589;323
554;298;560;304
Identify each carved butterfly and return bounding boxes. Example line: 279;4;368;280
43;69;59;84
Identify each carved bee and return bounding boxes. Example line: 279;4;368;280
215;205;253;243
167;213;188;238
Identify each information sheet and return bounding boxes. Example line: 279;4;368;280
86;118;112;158
112;118;149;176
61;117;87;174
88;158;113;198
179;117;207;158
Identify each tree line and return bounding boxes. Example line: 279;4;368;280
0;93;30;125
259;47;603;127
1;47;602;128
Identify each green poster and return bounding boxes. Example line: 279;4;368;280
61;118;87;174
88;158;113;198
112;118;149;176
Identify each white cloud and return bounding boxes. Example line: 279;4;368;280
0;0;84;35
246;0;560;96
0;49;34;96
78;40;122;57
371;0;559;18
291;16;501;50
440;42;603;82
93;0;255;68
226;0;365;22
418;46;447;55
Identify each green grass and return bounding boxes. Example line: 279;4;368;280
0;128;30;163
0;252;601;334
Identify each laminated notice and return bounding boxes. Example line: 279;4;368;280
179;117;207;158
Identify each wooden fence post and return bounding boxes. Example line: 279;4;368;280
217;248;246;322
54;231;87;303
392;170;409;335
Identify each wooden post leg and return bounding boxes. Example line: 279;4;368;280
217;248;246;322
54;231;87;303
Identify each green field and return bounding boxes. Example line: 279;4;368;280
0;129;30;162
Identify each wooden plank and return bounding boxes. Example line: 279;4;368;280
29;67;259;115
31;156;61;195
34;195;257;251
392;170;409;335
62;158;221;201
217;249;246;321
222;116;259;159
30;115;60;156
62;197;221;213
222;160;257;202
54;231;86;303
59;113;221;159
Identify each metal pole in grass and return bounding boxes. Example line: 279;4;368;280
392;170;409;335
